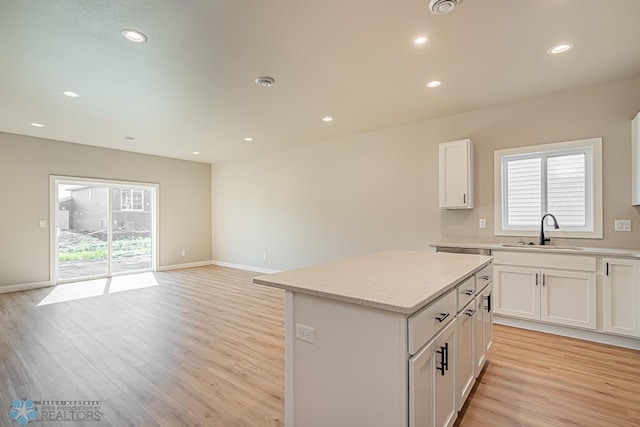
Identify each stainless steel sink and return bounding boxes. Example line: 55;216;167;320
500;244;584;251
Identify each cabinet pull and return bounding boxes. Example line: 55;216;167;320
463;289;475;296
435;312;450;322
444;342;449;371
542;273;546;286
465;308;476;317
436;343;448;376
606;262;609;276
484;294;492;312
535;273;539;286
480;275;491;281
463;193;466;204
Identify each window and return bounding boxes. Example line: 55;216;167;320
121;188;144;211
494;138;602;239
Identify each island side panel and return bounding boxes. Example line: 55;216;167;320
289;292;408;427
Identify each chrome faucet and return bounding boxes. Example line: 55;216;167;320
539;213;560;245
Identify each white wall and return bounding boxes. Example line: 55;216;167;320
212;75;640;270
0;132;212;288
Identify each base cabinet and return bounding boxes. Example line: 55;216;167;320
474;284;493;373
410;319;457;427
494;265;596;329
602;258;640;338
456;302;475;410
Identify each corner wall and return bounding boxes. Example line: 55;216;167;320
0;132;212;288
212;75;640;270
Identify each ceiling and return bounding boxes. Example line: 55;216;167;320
2;0;640;164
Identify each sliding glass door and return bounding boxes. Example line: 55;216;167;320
53;177;157;283
111;186;153;274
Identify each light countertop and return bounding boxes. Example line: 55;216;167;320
431;242;640;258
253;250;492;314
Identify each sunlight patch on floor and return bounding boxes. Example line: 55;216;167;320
37;272;159;306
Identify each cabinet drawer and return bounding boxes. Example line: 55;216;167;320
408;289;456;355
476;262;493;291
457;276;476;312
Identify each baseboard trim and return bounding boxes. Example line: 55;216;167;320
494;315;640;350
211;260;281;274
0;281;53;294
157;260;214;272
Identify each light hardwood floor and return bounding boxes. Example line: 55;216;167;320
1;265;639;426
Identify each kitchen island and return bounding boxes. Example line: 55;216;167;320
253;250;493;427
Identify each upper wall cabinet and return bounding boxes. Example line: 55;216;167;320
632;113;640;205
439;139;474;209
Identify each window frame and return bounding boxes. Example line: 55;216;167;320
494;137;603;239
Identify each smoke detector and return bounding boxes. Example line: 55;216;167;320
255;76;275;87
428;0;463;15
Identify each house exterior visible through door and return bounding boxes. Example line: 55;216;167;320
51;176;158;283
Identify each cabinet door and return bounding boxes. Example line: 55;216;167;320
494;265;539;319
473;295;485;375
435;320;457;427
439;139;473;209
602;258;640;337
481;284;493;358
409;340;436;427
456;302;476;411
540;269;596;329
409;319;457;427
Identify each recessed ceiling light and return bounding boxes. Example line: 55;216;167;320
121;29;147;43
414;36;428;45
63;90;79;98
547;43;573;55
426;80;442;88
124;136;135;142
31;122;45;128
322;116;334;122
192;151;200;155
243;137;253;142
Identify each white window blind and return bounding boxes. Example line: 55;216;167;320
505;157;542;227
502;148;590;231
547;153;586;227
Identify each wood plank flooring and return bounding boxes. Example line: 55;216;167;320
0;265;639;426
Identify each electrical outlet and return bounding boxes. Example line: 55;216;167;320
295;324;315;344
479;218;487;229
262;252;267;260
181;249;186;256
614;220;632;232
39;219;47;228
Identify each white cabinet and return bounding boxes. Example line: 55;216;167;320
632;113;640;205
474;283;493;375
456;263;493;411
439;139;474;209
541;269;596;329
410;319;457;427
602;258;640;338
456;301;475;410
494;263;596;329
494;265;539;319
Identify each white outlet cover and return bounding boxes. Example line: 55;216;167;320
295;323;315;344
614;220;632;232
479;218;487;229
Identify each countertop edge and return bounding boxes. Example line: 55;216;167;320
430;242;640;258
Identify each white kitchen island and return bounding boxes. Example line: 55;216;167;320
253;250;493;427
